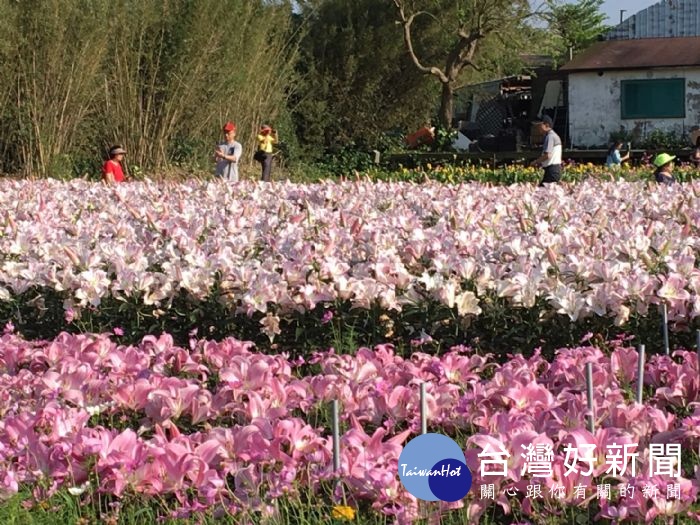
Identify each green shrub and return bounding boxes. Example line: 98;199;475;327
2;284;696;362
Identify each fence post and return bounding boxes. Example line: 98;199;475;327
636;344;645;404
332;400;341;473
662;303;670;356
585;362;595;433
420;383;427;435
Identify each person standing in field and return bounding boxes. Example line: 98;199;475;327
214;121;242;182
530;115;562;186
255;124;278;182
102;146;127;184
653;153;676;185
606;140;630;168
690;135;700;168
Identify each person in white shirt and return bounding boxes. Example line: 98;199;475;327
214;121;242;182
530;115;562;186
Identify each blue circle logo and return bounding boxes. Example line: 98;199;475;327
398;433;472;501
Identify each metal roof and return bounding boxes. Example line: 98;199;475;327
606;0;700;40
560;36;700;72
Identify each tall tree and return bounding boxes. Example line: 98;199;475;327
542;0;608;61
393;0;532;130
293;0;437;155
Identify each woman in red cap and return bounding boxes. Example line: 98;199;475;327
102;145;127;184
255;124;278;182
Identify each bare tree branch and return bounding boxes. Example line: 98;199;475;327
447;31;483;80
393;0;449;83
393;0;532;129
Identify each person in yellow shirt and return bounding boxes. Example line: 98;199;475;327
255;125;278;181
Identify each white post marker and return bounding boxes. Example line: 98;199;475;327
585;362;595;433
636;344;645;404
662;303;670;356
420;383;427;435
332;400;340;473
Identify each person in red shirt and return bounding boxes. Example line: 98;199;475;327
102;146;127;183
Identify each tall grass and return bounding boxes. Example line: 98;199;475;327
0;0;300;177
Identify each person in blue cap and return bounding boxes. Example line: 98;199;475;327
653;153;675;185
530;115;562;186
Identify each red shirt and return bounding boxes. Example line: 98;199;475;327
102;160;125;182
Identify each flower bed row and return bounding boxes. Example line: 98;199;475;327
370;161;700;185
1;331;698;523
1;179;700;352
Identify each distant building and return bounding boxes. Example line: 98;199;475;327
561;0;700;147
606;0;700;40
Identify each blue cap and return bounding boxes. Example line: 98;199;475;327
533;115;554;127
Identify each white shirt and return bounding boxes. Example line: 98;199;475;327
541;130;562;167
215;141;242;181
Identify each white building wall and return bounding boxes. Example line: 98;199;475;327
568;68;700;147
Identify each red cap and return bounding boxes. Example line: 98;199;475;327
223;121;236;132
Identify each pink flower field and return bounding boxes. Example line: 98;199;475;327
1;178;700;523
0;330;698;523
0;179;699;328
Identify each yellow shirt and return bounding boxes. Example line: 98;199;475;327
257;134;276;153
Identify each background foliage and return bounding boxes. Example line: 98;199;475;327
0;0;610;177
0;0;298;177
542;0;609;64
291;0;437;159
